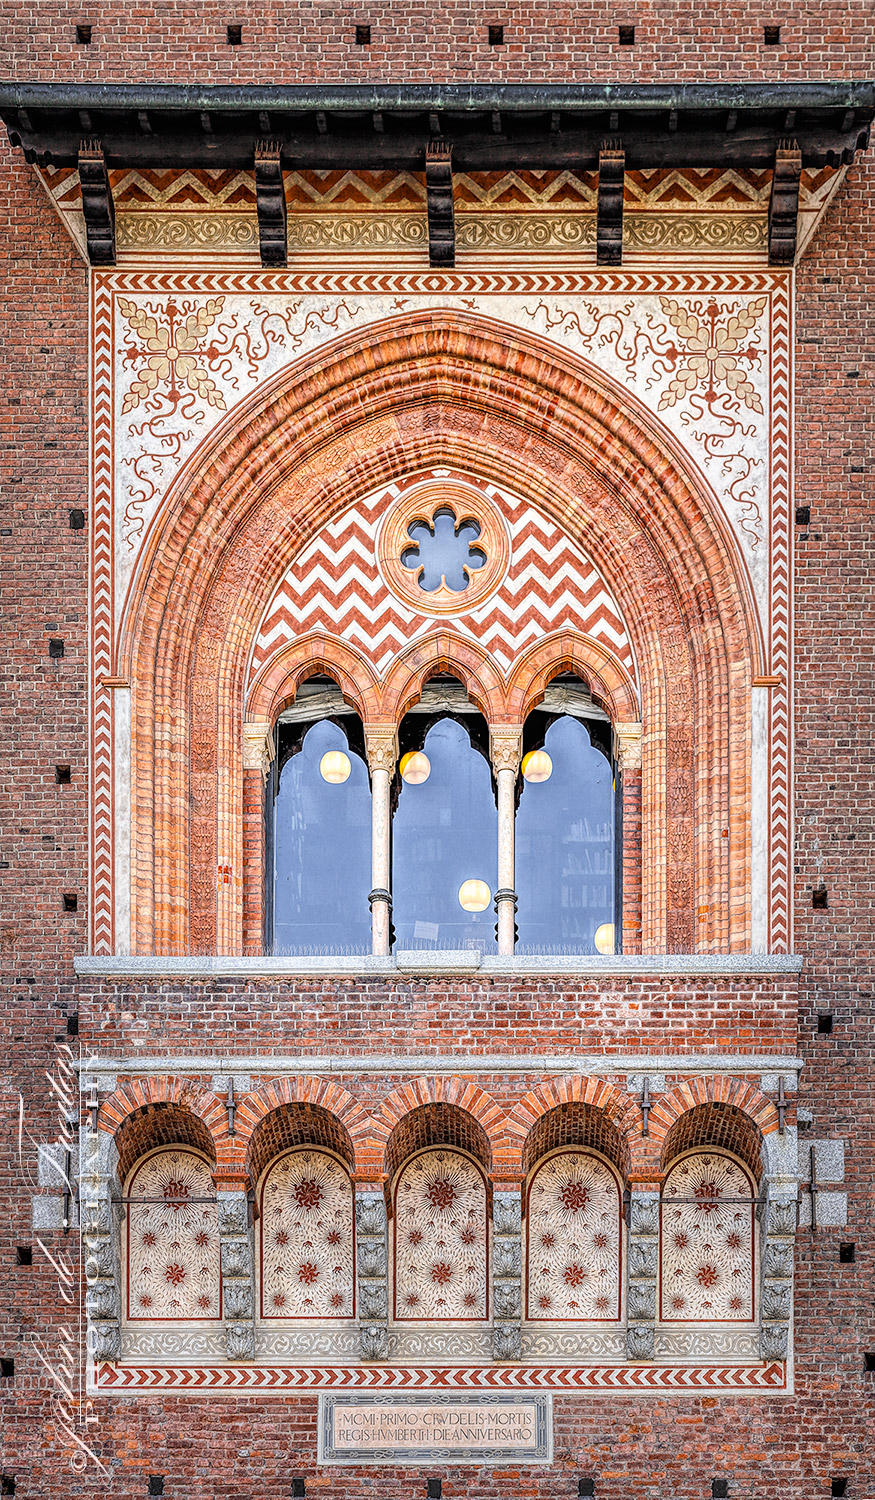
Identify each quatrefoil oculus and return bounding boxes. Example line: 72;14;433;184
378;480;510;616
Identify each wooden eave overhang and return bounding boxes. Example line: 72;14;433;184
2;82;873;171
2;82;872;267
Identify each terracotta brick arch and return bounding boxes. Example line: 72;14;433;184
650;1076;780;1183
246;631;382;725
119;309;761;956
98;1077;229;1185
380;630;509;723
234;1077;373;1185
506;1077;641;1180
369;1077;507;1182
506;633;639;727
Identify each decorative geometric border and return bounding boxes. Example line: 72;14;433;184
94;1360;789;1393
89;267;792;956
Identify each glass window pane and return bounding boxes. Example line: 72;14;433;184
273;719;371;954
516;716;615;954
392;717;497;953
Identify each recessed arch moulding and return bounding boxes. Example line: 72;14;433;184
117;306;769;957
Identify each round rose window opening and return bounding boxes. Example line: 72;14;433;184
377;481;511;617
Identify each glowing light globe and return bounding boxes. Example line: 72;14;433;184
400;751;431;784
319;750;351;784
521;749;553;783
458;879;491;913
594;922;616;955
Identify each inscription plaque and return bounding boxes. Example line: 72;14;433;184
318;1392;552;1465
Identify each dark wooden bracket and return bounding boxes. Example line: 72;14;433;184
425;140;455;268
597;141;625;266
78;139;115;265
768;139;801;265
255;138;287;267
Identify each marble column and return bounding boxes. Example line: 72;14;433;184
365;726;397;957
489;726;522;957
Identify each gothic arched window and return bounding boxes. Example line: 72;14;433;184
392;707;497;953
660;1151;756;1322
125;1148;221;1322
271;708;371;954
525;1149;623;1322
516;700;617;955
259;1149;355;1320
393;1148;489;1321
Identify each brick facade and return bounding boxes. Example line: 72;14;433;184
1;19;874;1500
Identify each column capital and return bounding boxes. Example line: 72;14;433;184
490;724;523;775
364;724;398;775
242;719;275;780
614;720;643;771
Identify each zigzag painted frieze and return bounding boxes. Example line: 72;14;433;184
251;473;636;683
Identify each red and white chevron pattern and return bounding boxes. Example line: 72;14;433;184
250;471;635;682
95;1361;786;1392
768;281;793;953
91;279;116;953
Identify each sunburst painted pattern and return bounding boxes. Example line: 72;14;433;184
249;470;635;684
260;1151;355;1320
660;1153;755;1322
393;1150;488;1321
525;1152;622;1322
126;1150;221;1321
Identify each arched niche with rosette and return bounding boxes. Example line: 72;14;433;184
258;1148;355;1321
525;1148;623;1323
125;1148;221;1322
659;1150;756;1323
393;1148;489;1322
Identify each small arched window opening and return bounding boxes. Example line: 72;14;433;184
392;678;497;953
393;1146;489;1322
516;675;619;955
258;1148;355;1321
660;1149;756;1323
125;1148;221;1322
269;679;371;954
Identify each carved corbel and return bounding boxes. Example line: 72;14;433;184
597;142;625;266
242;720;275;781
614;721;642;771
768;140;802;266
78;139;116;266
426;141;455;268
255;139;288;267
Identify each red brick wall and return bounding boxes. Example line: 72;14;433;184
1;3;873;83
1;15;875;1487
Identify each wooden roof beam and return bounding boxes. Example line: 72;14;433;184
426;140;455;269
254;138;287;267
77;138;115;265
597;141;625;266
768;139;802;265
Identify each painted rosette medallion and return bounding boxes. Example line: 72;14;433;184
260;1150;355;1320
394;1150;489;1321
660;1152;755;1322
126;1149;221;1321
525;1151;623;1322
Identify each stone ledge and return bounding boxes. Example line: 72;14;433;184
74;952;804;980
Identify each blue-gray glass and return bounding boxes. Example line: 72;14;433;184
273;719;372;954
392;717;498;952
515;716;615;954
401;507;486;594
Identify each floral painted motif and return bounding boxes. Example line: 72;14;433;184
394;1150;488;1321
660;1152;755;1321
260;1151;355;1320
126;1150;221;1321
118;297;228;415
526;1151;622;1322
657;296;767;414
